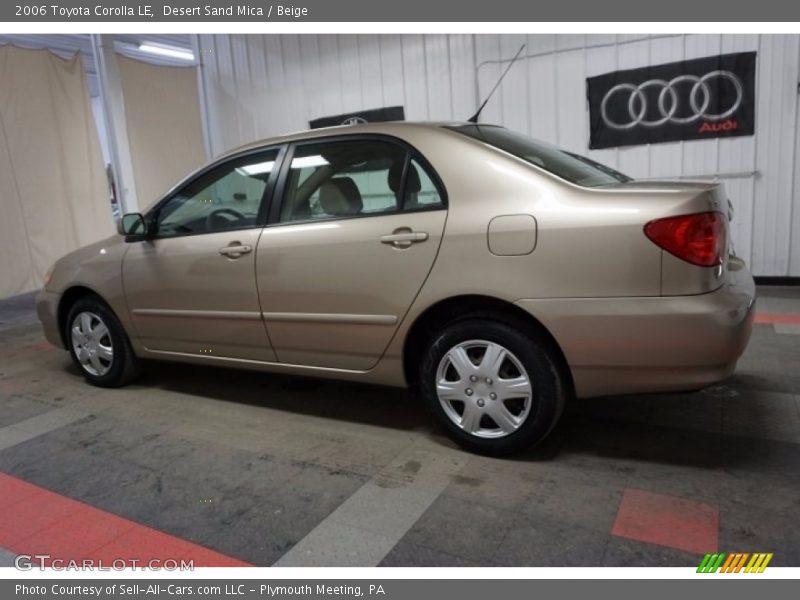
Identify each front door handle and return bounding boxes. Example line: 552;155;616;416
219;243;252;259
380;230;429;249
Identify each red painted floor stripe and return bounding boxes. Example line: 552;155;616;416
0;473;250;567
754;312;800;325
611;488;718;556
0;473;41;510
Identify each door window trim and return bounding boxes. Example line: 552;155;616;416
143;144;288;240
267;133;448;228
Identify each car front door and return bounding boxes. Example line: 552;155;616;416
256;137;447;370
122;147;283;361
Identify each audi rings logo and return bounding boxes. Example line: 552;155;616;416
587;52;756;149
601;70;744;130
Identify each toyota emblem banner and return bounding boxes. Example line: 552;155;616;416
587;52;756;149
309;106;405;129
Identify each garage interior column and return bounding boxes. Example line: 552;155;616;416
90;33;139;214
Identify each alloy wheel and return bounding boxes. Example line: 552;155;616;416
435;339;533;438
70;311;114;377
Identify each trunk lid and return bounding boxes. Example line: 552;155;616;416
606;180;731;296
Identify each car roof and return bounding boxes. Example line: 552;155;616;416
219;121;484;159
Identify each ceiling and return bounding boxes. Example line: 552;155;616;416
0;34;194;97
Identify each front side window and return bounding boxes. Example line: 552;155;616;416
447;125;632;187
280;140;409;223
153;149;280;237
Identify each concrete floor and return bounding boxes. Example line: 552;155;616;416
0;286;798;567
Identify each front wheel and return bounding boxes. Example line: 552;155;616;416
419;318;566;455
66;296;140;387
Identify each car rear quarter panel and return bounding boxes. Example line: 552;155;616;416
396;127;666;304
378;127;747;391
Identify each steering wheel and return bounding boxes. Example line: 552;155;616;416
205;207;246;231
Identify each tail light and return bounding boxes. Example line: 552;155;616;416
644;211;727;267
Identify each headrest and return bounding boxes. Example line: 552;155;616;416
388;162;421;195
319;177;362;216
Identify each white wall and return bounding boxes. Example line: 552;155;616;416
196;34;800;277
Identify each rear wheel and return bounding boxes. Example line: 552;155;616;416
419;318;565;455
66;296;139;387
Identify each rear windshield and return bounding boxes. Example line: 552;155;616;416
447;125;632;187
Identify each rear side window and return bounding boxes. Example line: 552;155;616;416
280;140;406;223
447;125;631;187
403;158;444;210
279;139;445;224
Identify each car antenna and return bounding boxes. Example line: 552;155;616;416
468;44;526;124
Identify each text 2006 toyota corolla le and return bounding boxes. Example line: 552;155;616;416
37;122;755;454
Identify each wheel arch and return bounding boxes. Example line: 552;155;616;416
402;294;574;394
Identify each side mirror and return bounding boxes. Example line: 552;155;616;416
118;213;148;241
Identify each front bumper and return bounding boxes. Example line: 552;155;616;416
36;288;64;349
516;258;756;398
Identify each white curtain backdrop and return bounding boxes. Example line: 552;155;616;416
117;55;206;210
0;45;112;299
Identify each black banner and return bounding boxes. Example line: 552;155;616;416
587;52;756;149
309;106;405;129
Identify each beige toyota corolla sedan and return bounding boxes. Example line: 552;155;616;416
37;122;755;454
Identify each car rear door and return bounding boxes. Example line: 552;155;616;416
255;136;447;370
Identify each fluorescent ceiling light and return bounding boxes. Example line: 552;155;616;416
138;43;195;61
237;161;275;176
291;155;329;169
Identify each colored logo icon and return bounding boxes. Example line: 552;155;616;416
697;552;773;573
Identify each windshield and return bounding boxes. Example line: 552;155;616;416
447;125;632;187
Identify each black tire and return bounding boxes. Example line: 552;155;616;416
65;295;140;388
419;317;566;455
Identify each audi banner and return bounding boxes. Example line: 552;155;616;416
309;106;405;129
587;52;756;149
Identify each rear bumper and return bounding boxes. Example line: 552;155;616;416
36;288;64;349
516;258;756;398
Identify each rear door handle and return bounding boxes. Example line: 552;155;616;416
219;244;252;258
380;231;429;248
